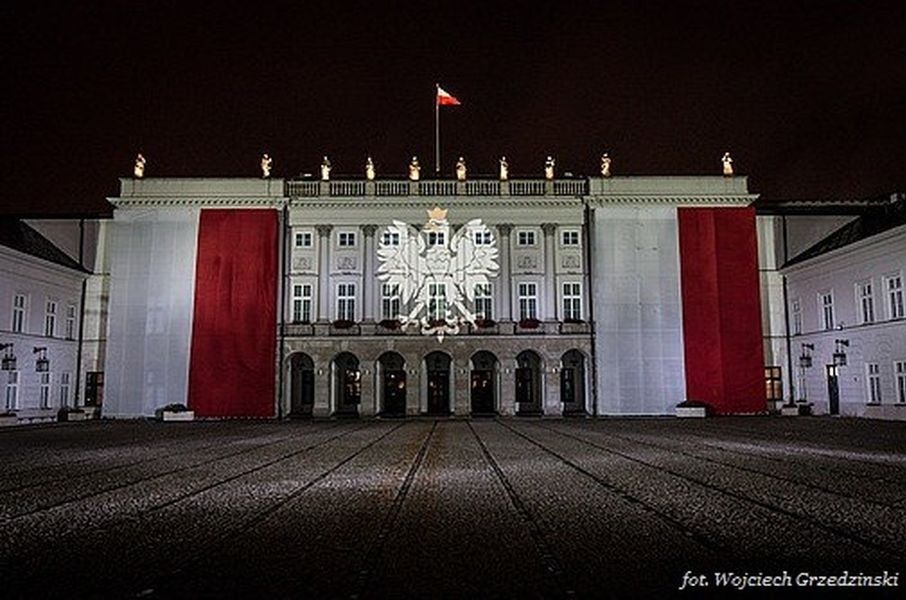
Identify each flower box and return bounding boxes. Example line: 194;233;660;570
676;401;708;418
331;319;355;330
58;408;87;422
156;404;195;422
0;412;17;427
161;410;195;422
379;319;401;330
518;318;541;330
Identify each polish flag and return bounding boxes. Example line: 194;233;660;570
436;85;461;106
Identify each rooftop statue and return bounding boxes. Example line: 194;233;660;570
600;153;612;177
133;154;146;179
455;157;467;181
409;156;421;181
544;156;555;180
722;152;733;176
499;156;509;181
260;153;272;178
365;156;375;181
321;156;332;181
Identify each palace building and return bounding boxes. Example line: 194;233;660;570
99;172;766;419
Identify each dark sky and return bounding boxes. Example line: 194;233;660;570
2;1;904;214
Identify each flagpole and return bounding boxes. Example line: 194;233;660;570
435;83;440;175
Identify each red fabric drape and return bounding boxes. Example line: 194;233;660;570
678;207;765;414
188;209;277;417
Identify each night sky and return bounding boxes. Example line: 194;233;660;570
2;1;904;215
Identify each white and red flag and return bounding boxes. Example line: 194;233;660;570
436;85;461;106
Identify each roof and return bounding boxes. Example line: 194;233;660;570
783;193;906;268
0;218;89;273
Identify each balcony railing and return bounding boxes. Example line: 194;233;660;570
285;177;587;199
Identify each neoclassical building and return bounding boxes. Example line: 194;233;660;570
101;172;765;419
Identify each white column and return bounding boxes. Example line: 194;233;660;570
541;223;557;321
362;225;377;322
497;224;513;321
316;225;332;321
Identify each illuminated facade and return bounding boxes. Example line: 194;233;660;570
101;174;766;419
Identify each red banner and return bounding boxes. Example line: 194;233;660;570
679;207;765;414
188;209;277;417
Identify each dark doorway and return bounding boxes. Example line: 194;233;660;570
470;351;498;415
379;352;407;416
560;350;586;415
516;350;542;415
289;353;315;418
425;351;451;415
826;365;840;415
333;352;361;416
85;371;104;407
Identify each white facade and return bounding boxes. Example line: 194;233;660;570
0;242;86;419
782;223;906;418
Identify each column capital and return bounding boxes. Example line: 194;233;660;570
497;223;513;236
541;223;557;236
362;224;378;237
315;224;333;237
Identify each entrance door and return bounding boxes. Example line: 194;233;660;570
290;354;315;418
471;370;494;414
425;352;451;415
470;351;498;415
334;353;361;416
560;350;586;415
515;350;542;414
826;365;840;415
384;370;407;416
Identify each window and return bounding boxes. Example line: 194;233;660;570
427;231;445;246
562;282;582;321
473;230;492;246
518;282;538;320
895;361;906;404
381;283;401;320
44;300;57;337
474;283;492;320
12;294;26;333
40;372;51;409
791;299;802;335
59;372;70;407
338;232;357;247
886;275;904;319
428;282;447;321
765;367;783;402
517;230;536;246
65;304;77;340
5;371;19;411
381;231;400;246
866;363;882;404
856;281;874;324
561;230;579;246
820;292;834;330
336;283;356;321
294;231;312;248
292;284;312;323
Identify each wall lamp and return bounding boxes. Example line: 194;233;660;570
0;343;15;371
33;347;49;373
798;343;814;369
833;339;849;367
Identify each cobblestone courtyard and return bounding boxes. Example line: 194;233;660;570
1;417;904;598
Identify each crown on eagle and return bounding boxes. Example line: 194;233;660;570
427;206;448;222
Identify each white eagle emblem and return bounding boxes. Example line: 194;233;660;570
377;206;499;340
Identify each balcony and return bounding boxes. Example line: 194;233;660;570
285;177;588;199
